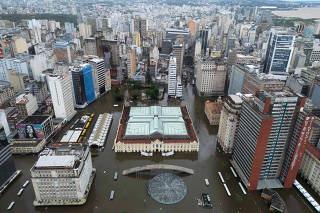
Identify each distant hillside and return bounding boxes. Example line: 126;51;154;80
0;13;77;25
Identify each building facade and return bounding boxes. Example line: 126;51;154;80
15;93;38;120
196;57;226;96
31;145;95;206
217;95;243;153
232;90;300;190
204;98;223;125
263;30;295;74
47;74;76;121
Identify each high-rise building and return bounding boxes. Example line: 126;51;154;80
188;20;196;37
133;19;147;38
127;49;136;78
217;95;243;153
263;30;295;74
78;23;92;38
8;69;27;93
195;57;226;96
54;41;74;64
132;32;141;47
0;58;29;82
15;93;38;120
105;69;111;91
231;90;299;190
168;57;177;97
70;64;96;108
280;100;316;188
228;65;246;95
47;74;76;121
31;145;95;206
172;41;184;77
0;124;19;194
200;29;209;55
84;38;97;56
89;58;106;95
87;18;97;35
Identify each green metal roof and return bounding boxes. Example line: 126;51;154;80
125;106;188;136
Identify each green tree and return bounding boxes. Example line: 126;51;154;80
113;87;123;101
146;85;159;100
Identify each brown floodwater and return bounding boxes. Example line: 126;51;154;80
0;85;317;213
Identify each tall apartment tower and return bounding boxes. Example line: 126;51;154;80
195;57;226;96
70;64;96;108
127;49;136;78
232;90;300;191
168;57;177;97
89;58;106;96
280;99;316;188
172;41;184;77
47;74;77;122
217;95;243;153
200;29;209;55
0;124;19;194
132;32;141;47
133;19;147;38
263;30;295;74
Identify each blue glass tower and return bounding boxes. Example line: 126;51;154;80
81;64;96;104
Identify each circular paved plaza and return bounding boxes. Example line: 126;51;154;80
147;173;187;204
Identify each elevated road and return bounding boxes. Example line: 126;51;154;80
122;164;194;175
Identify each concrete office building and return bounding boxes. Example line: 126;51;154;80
280;100;316;188
167;57;182;98
263;30;295;74
15;93;38;120
70;64;96;108
0;58;29;82
200;29;209;55
78;23;92;38
300;143;320;197
84;38;97;56
47;74;76;122
228;65;246;95
89;58;106;95
54;41;74;64
196;57;226;96
0;85;15;105
134;19;147;38
31;145;95;206
232;90;299;190
172;41;184;77
127;49;136;78
132;32;141;47
217;95;243;153
8;69;27;93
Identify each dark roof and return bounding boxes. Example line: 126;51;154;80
19;115;50;124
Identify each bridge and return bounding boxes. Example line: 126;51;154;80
122;164;194;175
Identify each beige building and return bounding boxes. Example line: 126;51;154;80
105;69;111;91
15;94;38;120
127;49;136;78
217;95;243;153
204;97;223;125
13;37;28;54
196;57;227;96
0;86;15;105
299;144;320;197
31;145;95;206
132;32;141;47
78;23;92;38
172;41;185;77
8;69;27;93
10;138;47;154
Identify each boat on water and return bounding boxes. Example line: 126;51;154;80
141;151;153;157
109;190;115;200
17;188;24;196
201;193;213;208
7;201;15;210
205;179;209;186
113;104;119;107
114;172;118;180
22;180;29;188
162;151;174;156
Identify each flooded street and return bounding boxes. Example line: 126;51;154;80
0;85;317;213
